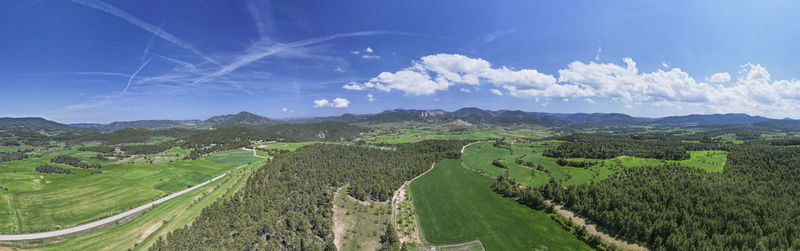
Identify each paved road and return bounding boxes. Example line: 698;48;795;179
0;162;254;241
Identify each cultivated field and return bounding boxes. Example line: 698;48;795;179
0;149;260;234
410;159;590;250
16;161;264;250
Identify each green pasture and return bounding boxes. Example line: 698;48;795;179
0;148;256;233
410;159;590;250
22;161;264;250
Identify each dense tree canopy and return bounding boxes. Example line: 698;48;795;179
543;144;800;250
544;133;692;160
150;140;468;250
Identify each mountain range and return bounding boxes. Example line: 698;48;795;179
1;108;797;132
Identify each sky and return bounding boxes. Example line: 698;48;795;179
3;0;800;123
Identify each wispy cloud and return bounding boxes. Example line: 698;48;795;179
191;31;396;86
68;0;217;64
122;59;151;95
245;0;271;39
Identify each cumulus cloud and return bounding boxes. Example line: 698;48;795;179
346;54;576;97
342;53;800;117
491;89;503;96
367;93;375;102
460;88;472;93
354;47;379;59
313;98;350;108
332;98;350;107
709;72;731;83
313;99;330;108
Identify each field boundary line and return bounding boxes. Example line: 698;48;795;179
550;203;648;251
0;160;264;241
431;240;485;251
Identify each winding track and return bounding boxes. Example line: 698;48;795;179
0;162;255;241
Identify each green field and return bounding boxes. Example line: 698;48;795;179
0;149;255;233
202;149;263;165
566;150;728;173
21;161;264;250
366;124;549;144
410;159;590;250
461;142;610;187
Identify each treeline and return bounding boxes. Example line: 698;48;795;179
69;128;198;146
150;140;469;250
0;152;27;162
555;159;597;168
544;133;691;160
50;155;101;169
542;144;800;250
35;165;73;174
493;175;621;250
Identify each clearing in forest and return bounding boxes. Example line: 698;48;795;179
332;185;390;251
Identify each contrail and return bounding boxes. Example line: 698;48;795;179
245;0;269;39
122;59;151;95
68;0;217;65
191;31;400;85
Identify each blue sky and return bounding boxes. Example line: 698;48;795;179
3;0;800;123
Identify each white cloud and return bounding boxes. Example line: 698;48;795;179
662;62;669;68
365;47;374;53
282;107;288;112
362;54;380;60
353;53;574;97
595;46;602;61
313;99;330;108
332;98;350;108
69;0;216;64
585;98;596;104
460;88;472;93
314;98;349;108
709;72;731;83
342;81;366;90
367;94;375;102
351;51;360;55
491;89;503;96
334;67;345;72
346;53;800;118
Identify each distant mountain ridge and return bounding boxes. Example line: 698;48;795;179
0;117;73;132
2;109;796;132
69;111;274;131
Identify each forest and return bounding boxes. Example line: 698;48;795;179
541;144;800;250
150;140;468;250
50;155;102;169
35;165;74;174
0;151;27;162
544;133;693;160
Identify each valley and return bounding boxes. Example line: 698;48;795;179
0;109;799;250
